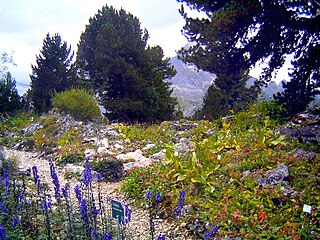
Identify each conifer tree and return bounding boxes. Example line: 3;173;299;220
0;72;21;113
77;5;176;122
178;0;319;116
29;33;76;113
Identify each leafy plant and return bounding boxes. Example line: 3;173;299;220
92;159;124;182
52;88;100;121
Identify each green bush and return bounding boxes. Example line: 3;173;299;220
92;159;124;182
51;88;100;121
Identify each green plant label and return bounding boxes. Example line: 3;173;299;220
111;199;124;220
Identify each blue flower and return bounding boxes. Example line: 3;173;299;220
50;162;60;202
80;198;89;226
103;232;113;240
145;190;152;199
3;169;10;195
155;192;161;202
12;218;19;228
91;230;99;239
62;183;70;199
74;185;82;203
83;158;93;187
157;234;166;240
0;224;6;240
92;208;100;215
32;166;41;194
42;199;52;211
174;190;186;218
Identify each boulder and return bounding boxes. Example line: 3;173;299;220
257;163;290;187
0;146;6;169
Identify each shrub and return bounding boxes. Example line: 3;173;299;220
92;159;124;182
51;88;100;121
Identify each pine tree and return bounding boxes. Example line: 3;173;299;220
0;72;21;113
77;5;177;122
178;0;319;116
29;33;76;113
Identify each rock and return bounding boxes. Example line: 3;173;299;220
294;149;318;162
170;121;198;131
117;149;147;163
113;143;124;150
84;148;96;158
99;138;109;148
11;165;31;176
142;144;156;150
149;150;166;162
175;138;194;155
240;170;251;181
277;104;320;144
64;164;85;175
0;146;6;169
257;163;290;187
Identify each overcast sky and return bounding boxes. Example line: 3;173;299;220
1;0;290;94
0;0;189;87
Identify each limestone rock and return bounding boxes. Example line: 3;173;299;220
257;163;290;187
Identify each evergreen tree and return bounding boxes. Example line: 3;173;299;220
0;72;21;113
178;0;319;116
29;33;76;113
77;5;176;122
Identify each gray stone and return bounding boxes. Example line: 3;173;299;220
0;146;6;169
294;149;318;162
257;163;290;187
149;150;166;162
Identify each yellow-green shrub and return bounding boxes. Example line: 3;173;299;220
52;88;100;121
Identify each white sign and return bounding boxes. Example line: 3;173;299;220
303;204;312;214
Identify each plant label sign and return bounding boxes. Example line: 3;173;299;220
303;204;312;214
111;199;124;220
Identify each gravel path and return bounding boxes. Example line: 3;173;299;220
7;149;191;240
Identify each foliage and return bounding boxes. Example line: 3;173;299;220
55;152;84;165
92;159;124;182
122;104;320;239
76;5;177;122
52;88;100;121
0;72;21;114
178;0;320;116
29;33;77;113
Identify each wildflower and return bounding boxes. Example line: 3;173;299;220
74;185;82;203
42;199;52;211
311;230;315;235
122;204;132;224
3;169;10;195
157;234;166;240
145;190;152;199
155;192;161;203
50;162;60;202
83;158;93;187
91;230;99;239
103;232;113;240
32;166;41;194
96;173;102;182
80;198;89;226
0;224;6;240
12;218;19;228
62;183;70;199
174;189;186;218
92;208;100;216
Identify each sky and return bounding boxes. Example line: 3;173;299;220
0;0;290;94
0;0;189;90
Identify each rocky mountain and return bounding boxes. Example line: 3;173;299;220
167;56;216;117
168;57;286;117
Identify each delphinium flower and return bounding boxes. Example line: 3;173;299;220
49;161;61;203
42;199;52;212
0;224;6;240
174;189;186;218
204;224;218;240
61;183;70;199
12;218;19;228
122;204;132;224
74;185;82;203
3;168;10;195
155;192;161;203
32;166;41;194
91;230;99;239
157;234;166;240
80;198;90;227
83;158;93;187
0;198;7;213
103;231;113;240
145;190;152;199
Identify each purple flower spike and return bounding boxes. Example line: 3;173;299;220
83;158;93;187
0;224;7;240
155;192;161;202
145;190;152;199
